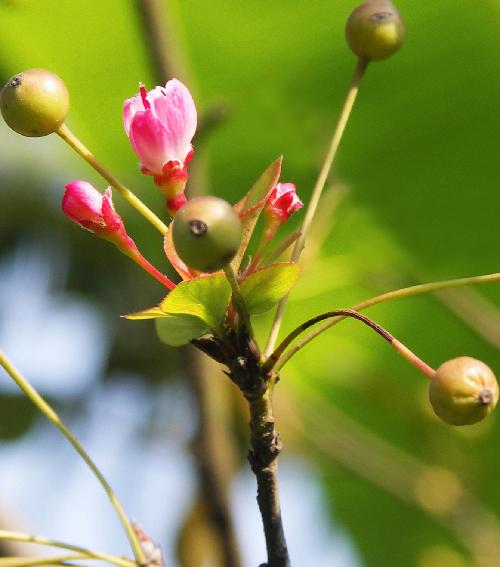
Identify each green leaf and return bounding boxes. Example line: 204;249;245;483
240;262;301;314
155;315;210;347
122;306;167;320
160;273;231;335
231;156;282;271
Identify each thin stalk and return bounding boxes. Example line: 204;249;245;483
275;272;500;371
265;57;369;356
265;309;434;378
263;231;301;266
224;264;253;338
56;124;168;235
126;247;176;289
0;531;134;567
0;353;146;566
0;554;106;567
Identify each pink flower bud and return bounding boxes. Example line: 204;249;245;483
63;181;176;289
62;181;134;250
124;79;197;203
266;182;303;222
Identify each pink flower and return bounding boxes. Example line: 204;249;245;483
124;79;197;207
63;181;135;248
266;182;303;222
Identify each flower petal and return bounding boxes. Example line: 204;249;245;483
129;110;171;175
153;79;197;161
62;180;104;226
123;94;144;136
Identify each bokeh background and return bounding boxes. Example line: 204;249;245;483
1;1;499;566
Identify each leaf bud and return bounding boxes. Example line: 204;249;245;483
429;357;499;426
1;68;69;136
345;0;405;61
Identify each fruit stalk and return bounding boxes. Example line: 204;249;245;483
264;56;368;357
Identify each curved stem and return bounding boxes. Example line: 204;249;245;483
265;57;368;356
0;353;145;566
56;124;168;235
265;309;434;378
275;272;500;371
0;531;134;567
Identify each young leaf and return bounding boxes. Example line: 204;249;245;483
231;156;282;271
155;315;209;346
160;273;231;335
122;306;167;320
240;262;301;314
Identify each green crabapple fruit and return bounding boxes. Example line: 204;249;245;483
345;0;405;61
1;68;69;136
429;357;499;426
172;196;242;273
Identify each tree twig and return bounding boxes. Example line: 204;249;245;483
246;386;290;567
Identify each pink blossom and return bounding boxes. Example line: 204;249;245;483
124;79;197;204
266;182;303;222
63;181;134;248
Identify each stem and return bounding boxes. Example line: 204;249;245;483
0;353;146;566
0;531;133;567
265;57;368;356
224;264;253;338
263;231;301;265
56;124;168;235
247;387;290;567
0;554;110;567
276;272;500;371
265;309;434;378
125;246;176;289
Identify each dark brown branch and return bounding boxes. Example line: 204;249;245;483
247;389;290;567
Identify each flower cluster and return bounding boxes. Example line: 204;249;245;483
61;79;303;286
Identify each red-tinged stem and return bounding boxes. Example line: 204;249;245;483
126;247;176;289
264;309;435;380
392;339;435;378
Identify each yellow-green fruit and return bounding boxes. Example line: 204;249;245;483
172;196;242;273
429;357;499;426
345;0;405;61
1;69;69;136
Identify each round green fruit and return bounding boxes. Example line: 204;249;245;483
429;357;499;426
172;196;242;273
345;0;405;61
1;68;69;137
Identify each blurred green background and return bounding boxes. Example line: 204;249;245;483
0;1;499;566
